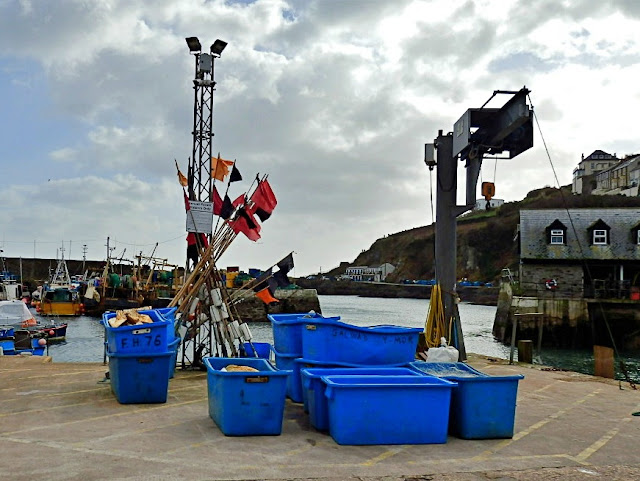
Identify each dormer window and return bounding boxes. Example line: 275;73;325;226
550;230;564;245
546;219;567;245
631;222;640;245
588;219;611;246
593;230;608;245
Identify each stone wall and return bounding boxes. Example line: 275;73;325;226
234;288;321;322
520;263;584;298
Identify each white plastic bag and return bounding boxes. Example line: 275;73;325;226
425;337;459;362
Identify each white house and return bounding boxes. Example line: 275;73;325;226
344;263;395;282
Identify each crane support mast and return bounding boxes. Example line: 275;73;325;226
428;87;534;359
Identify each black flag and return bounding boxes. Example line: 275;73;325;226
220;195;234;220
230;164;242;182
273;269;290;288
277;253;294;274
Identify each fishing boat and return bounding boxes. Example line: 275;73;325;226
81;241;180;317
0;299;67;344
0;271;24;301
36;247;84;317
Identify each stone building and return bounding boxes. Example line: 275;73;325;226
572;150;618;195
519;208;640;299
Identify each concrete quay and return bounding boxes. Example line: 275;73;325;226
1;354;639;481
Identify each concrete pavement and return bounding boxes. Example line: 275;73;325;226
1;354;639;481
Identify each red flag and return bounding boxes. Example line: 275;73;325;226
212;186;223;215
233;193;245;208
227;210;261;241
255;286;279;304
183;192;191;211
250;179;277;221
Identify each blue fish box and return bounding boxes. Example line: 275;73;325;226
294;358;412;412
409;361;524;439
168;337;180;379
301;367;424;431
323;375;456;445
205;357;290;436
241;342;272;360
272;347;302;402
301;320;422;365
108;349;172;404
268;313;340;356
103;309;171;354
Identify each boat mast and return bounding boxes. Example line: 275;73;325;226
50;243;72;287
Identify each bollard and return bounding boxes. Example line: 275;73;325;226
517;340;533;364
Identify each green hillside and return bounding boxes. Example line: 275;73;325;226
331;186;640;283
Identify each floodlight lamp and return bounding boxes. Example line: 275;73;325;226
186;37;202;52
210;39;227;56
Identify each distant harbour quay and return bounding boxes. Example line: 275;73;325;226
296;278;499;305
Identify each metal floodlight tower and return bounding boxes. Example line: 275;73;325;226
182;36;227;370
185;37;226;203
429;87;533;360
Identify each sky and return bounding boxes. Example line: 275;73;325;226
1;0;640;277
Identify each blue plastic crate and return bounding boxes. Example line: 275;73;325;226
108;349;172;404
168;337;180;379
102;309;171;354
323;375;455;445
301;366;424;431
273;347;302;402
294;358;412;412
301;320;422;364
268;313;340;356
205;357;290;436
241;342;272;359
409;361;524;439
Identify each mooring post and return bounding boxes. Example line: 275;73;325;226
509;314;518;364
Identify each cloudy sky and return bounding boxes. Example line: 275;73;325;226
1;0;639;276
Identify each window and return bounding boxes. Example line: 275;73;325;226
550;229;564;245
593;229;608;245
637;230;640;245
546;220;567;245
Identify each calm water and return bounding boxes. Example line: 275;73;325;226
36;295;639;383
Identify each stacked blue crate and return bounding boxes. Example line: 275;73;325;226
102;309;175;403
270;314;456;445
268;312;340;402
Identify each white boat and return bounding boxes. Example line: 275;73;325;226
0;299;68;342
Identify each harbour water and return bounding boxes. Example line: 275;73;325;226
36;294;639;383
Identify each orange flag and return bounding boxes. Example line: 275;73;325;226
211;155;234;181
177;169;188;187
255;286;279;305
175;160;188;186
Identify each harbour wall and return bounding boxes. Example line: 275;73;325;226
233;288;321;322
493;281;640;350
296;278;499;305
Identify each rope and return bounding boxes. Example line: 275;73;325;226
424;284;446;348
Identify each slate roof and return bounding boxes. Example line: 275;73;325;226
520;208;640;260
